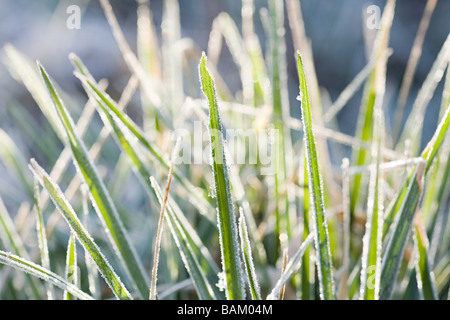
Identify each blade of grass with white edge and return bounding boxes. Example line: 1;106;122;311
359;52;387;300
266;233;314;300
414;216;438;300
34;178;54;300
238;208;261;300
199;52;245;300
29;159;133;300
70;54;215;223
379;102;450;299
81;185;100;299
0;251;93;300
64;232;78;300
149;177;218;300
297;52;335;300
149;137;181;300
37;62;149;299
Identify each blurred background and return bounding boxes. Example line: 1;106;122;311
0;0;449;201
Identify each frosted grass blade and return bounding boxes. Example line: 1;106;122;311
34;178;54;300
199;53;245;300
238;209;261;300
149;177;218;300
380;102;450;299
414;219;438;300
149;137;181;300
0;251;93;300
266;233;314;300
351;0;395;214
64;232;78;300
297;52;335;300
37;63;148;299
30;159;133;300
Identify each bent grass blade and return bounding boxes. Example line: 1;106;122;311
0;250;93;300
29;160;133;300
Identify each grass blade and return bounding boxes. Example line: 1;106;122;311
297;52;335;300
379;102;450;299
30;159;133;300
149;137;181;300
0;251;93;300
199;53;245;300
266;233;314;300
149;177;218;300
238;209;261;300
63;232;78;300
34;178;54;300
414;217;438;300
38;62;149;299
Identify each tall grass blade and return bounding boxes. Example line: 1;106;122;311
199;53;245;300
297;52;335;300
351;0;395;214
30;159;133;300
238;209;261;300
0;250;93;300
149;137;181;300
37;63;148;299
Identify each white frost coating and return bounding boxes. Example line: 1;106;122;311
216;271;226;292
0;250;93;300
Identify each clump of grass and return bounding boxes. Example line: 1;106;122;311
0;0;449;300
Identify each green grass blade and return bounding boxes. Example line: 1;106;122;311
414;220;438;300
149;177;218;300
199;53;245;300
266;233;314;300
350;0;395;214
64;232;78;300
37;62;149;299
0;250;93;300
30;159;132;300
297;52;335;300
379;102;450;299
34;178;54;300
238;209;261;300
301;156;312;300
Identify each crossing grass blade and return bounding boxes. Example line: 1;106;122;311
199;52;245;300
29;159;132;300
37;62;149;299
379;102;450;299
70;53;215;222
266;233;314;300
0;250;93;300
149;177;218;300
297;52;335;300
71;56;221;300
